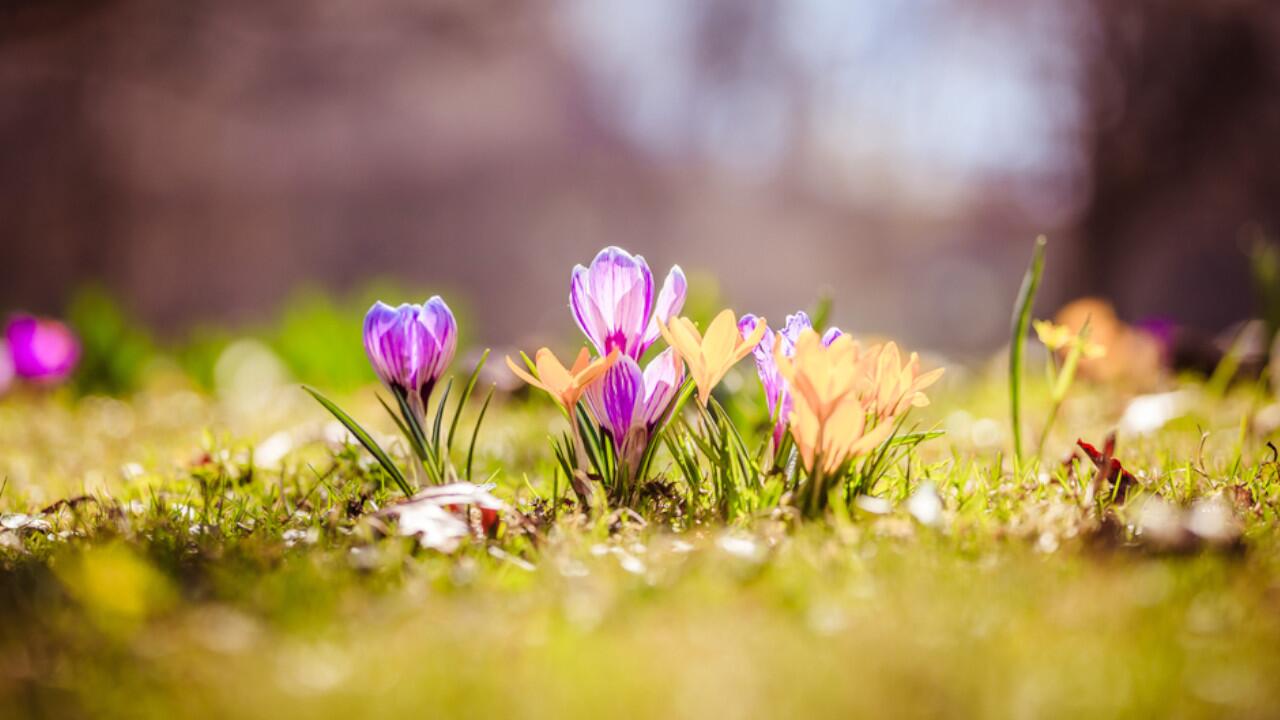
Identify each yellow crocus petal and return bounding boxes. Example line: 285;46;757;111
569;347;593;375
508;347;618;412
665;312;763;405
534;349;575;396
506;355;546;394
573;350;619;390
701;310;741;368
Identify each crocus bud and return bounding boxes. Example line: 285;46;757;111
5;315;80;384
363;297;457;405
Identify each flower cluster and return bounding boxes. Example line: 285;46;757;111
774;331;943;474
353;244;943;516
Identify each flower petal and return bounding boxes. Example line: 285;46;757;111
641;265;687;353
641;348;684;427
584;355;644;440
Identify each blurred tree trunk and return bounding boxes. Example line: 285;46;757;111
1074;0;1280;329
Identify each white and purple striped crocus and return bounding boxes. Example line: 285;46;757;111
5;315;80;384
739;312;843;447
584;348;685;471
570;246;686;360
363;297;457;409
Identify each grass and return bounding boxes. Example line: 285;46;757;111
2;362;1280;719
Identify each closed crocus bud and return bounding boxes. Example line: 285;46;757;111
5;315;80;384
363;297;457;406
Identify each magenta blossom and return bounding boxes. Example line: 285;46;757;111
5;315;80;384
363;297;457;407
583;347;684;470
570;246;686;360
739;312;843;447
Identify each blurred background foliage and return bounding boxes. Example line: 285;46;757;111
0;0;1276;358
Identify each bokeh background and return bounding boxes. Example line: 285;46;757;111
2;0;1277;358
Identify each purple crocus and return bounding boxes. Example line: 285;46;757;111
583;347;684;470
570;246;686;360
363;297;457;408
739;312;843;447
5;315;80;384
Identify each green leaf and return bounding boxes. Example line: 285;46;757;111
1009;235;1047;465
465;385;495;482
302;386;412;497
448;349;490;453
377;394;423;461
431;378;453;459
392;386;441;483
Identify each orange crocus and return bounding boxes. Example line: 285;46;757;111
660;310;766;405
776;330;881;473
859;342;945;421
506;347;618;413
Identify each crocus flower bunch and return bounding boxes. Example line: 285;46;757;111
510;247;690;502
0;315;81;394
774;329;943;515
738;311;842;449
329;244;944;522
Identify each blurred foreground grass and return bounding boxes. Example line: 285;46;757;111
2;361;1280;719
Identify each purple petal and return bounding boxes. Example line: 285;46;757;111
584;355;644;441
569;264;608;355
5;315;79;382
641;348;684;428
821;327;845;346
641;265;687;354
363;302;403;387
419;296;458;386
780;312;814;353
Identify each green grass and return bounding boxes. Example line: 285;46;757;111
2;366;1279;719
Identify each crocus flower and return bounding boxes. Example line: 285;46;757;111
660;310;765;406
570;246;686;360
775;330;892;474
363;297;457;407
583;348;684;470
506;347;619;414
739;312;837;446
859;342;945;421
5;315;80;383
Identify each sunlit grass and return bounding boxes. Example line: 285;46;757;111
1;366;1279;718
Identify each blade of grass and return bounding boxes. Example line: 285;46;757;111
302;386;412;497
392;386;441;483
465;385;495;482
377;394;424;461
1010;235;1047;465
448;349;490;453
431;379;453;458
